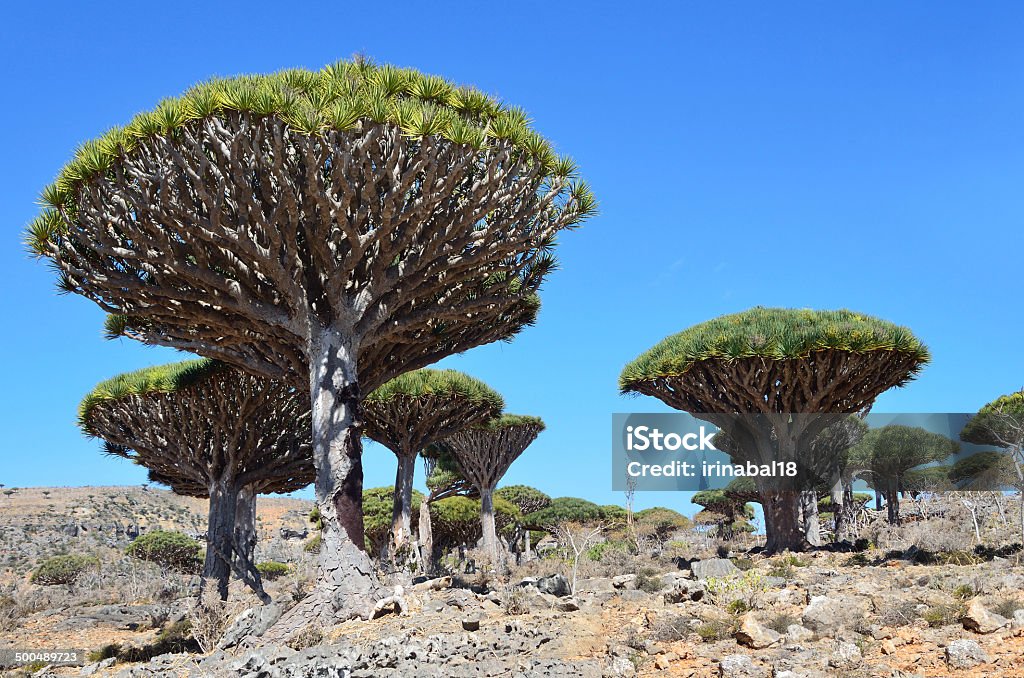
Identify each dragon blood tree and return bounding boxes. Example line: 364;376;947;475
363;369;502;555
619;307;929;553
440;414;545;561
79;360;313;601
28;60;594;622
961;390;1024;543
495;485;551;559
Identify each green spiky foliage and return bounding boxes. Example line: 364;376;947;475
633;507;691;538
947;451;1014;489
365;369;504;409
619;307;929;392
522;497;606;529
961;391;1024;450
494;485;551;515
26;60;593;242
691;489;754;540
900;465;955;493
600;504;628;521
620;307;929;553
723;477;760;504
851;425;959;524
361;486;425;556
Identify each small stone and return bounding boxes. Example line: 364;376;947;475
718;653;766;677
1011;609;1024;630
945;638;990;669
786;624;814;643
461;616;480;631
612;574;636;589
828;641;862;669
537;573;571;597
880;639;897;655
557;598;580;612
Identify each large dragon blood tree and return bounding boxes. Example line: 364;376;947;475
28;59;594;622
79;359;313;601
362;369;503;557
619;307;929;553
440;414;545;561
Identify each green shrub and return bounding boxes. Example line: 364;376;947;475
695;618;734;641
922;602;964;627
586;540;629;562
126;530;202;572
257;561;290;580
304;534;322;554
765;612;799;634
31;554;99;585
726;599;750;615
634;567;665;593
952;584;975;601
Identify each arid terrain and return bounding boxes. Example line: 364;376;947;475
1;487;1023;677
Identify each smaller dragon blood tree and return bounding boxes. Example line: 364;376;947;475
440;415;545;561
80;360;313;600
362;370;502;556
620;307;929;553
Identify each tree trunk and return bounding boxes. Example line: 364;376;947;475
762;491;809;553
418;500;434;574
203;479;238;601
525;528;532;561
480;486;498;562
391;453;416;551
233;485;270;603
886;485;900;525
266;330;381;638
800;490;821;546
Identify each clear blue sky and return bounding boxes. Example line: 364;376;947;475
2;2;1022;517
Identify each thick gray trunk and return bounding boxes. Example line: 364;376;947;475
480;486;498;562
203;479;238;601
762;491;809;553
800;490;821;546
391;453;416;550
525;528;532;561
232;485;270;603
266;330;380;638
418;500;434;574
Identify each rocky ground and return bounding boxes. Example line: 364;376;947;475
2;488;1024;677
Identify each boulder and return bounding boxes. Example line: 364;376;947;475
801;594;871;635
537;573;571;597
218;603;284;649
734;614;782;649
1012;609;1024;630
962;599;1009;634
691;558;738;580
786;624;814;643
945;638;990;669
612;574;636;589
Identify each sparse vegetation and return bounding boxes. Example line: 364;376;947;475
30;554;99;585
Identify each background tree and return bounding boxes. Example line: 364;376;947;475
363;369;502;555
80;360;313;601
440;414;545;561
29;59;594;623
850;425;958;524
692;490;754;540
361;486;425;557
495;485;551;559
428;495;519;565
961;390;1024;543
620;307;929;552
418;443;478;571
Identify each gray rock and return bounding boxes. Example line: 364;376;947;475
945;639;990;669
827;641;862;669
718;653;767;677
691;558;739;580
801;594;871;635
734;613;782;649
279;526;308;540
612;574;636;589
786;624;814;643
538;573;571;597
80;657;115;675
218;603;284;649
1013;609;1024;630
606;654;637;676
962;599;1009;633
461;615;480;631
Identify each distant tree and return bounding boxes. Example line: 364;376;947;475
523;497;606;530
692;490;753;540
80;359;312;601
851;425;958;524
961;390;1024;542
620;307;929;553
495;485;551;559
633;507;691;540
361;486;425;557
363;370;502;555
29;59;594;625
428;495;519;561
440;415;544;561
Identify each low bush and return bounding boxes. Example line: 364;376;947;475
126;531;202;572
634;567;665;593
921;602;965;628
304;534;323;554
765;612;799;634
695;618;733;642
256;561;290;580
31;555;99;585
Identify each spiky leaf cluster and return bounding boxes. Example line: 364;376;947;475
495;485;551;515
961;390;1024;448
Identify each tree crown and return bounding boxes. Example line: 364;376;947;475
961;390;1024;448
365;369;503;409
471;413;546;432
620;307;929;390
79;359;223;430
27;58;592;250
